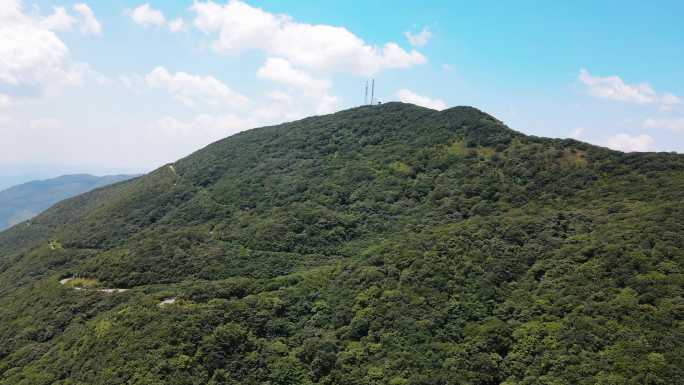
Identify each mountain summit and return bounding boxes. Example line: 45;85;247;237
0;103;682;384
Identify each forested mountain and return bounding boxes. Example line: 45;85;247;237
0;103;682;385
0;174;137;231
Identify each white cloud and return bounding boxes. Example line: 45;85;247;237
126;3;166;28
168;18;185;32
123;61;340;164
661;93;682;111
73;3;102;36
644;118;684;133
257;58;338;115
662;93;681;105
0;1;83;93
29;117;62;129
191;0;426;76
0;2;348;175
126;5;185;32
145;66;250;109
148;88;336;153
257;57;329;92
579;69;681;110
579;69;656;104
41;6;76;31
397;89;447;110
606;133;654;152
405;26;432;47
118;73;145;91
266;90;291;102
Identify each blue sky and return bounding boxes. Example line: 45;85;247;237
1;0;683;188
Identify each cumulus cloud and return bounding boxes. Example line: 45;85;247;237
41;6;76;31
118;73;145;91
644;118;684;133
579;69;656;104
168;18;185;32
145;66;250;109
126;3;166;28
263;86;340;118
38;4;100;36
73;3;102;36
257;58;338;114
126;4;186;32
257;58;330;93
0;0;84;97
191;0;426;76
606;133;654;152
579;69;681;110
397;89;447;110
137;59;340;162
661;93;683;111
405;26;432;47
148;91;335;153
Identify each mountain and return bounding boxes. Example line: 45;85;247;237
0;174;138;231
0;103;682;385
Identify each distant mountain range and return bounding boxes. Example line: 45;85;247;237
0;174;138;231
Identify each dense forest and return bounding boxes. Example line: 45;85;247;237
0;103;682;384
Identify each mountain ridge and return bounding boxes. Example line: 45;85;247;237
0;173;138;232
0;103;682;384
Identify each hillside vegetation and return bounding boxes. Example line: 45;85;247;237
0;103;682;385
0;174;137;231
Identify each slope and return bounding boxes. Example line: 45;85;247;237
0;103;682;385
0;174;138;231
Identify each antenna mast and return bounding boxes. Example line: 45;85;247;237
370;79;375;105
364;80;369;105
